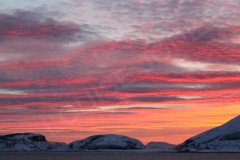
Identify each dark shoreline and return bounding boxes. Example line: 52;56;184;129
1;151;240;153
1;151;240;160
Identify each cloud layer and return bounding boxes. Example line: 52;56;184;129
0;0;240;144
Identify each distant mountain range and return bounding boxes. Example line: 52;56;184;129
146;142;176;151
0;133;144;151
1;115;240;152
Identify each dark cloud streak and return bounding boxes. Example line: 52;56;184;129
0;10;91;42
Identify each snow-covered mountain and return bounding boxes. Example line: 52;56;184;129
0;133;144;151
177;115;240;152
145;142;176;151
69;134;145;151
0;133;67;151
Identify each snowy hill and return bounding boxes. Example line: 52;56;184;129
0;133;144;151
177;115;240;152
69;134;145;151
0;133;67;151
146;142;176;151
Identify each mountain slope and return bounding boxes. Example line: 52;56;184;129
69;134;145;150
177;115;240;152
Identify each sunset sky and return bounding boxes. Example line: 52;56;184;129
1;0;240;144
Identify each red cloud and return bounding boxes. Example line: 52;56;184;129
147;25;240;63
132;72;240;83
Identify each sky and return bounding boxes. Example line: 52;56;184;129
0;0;240;145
